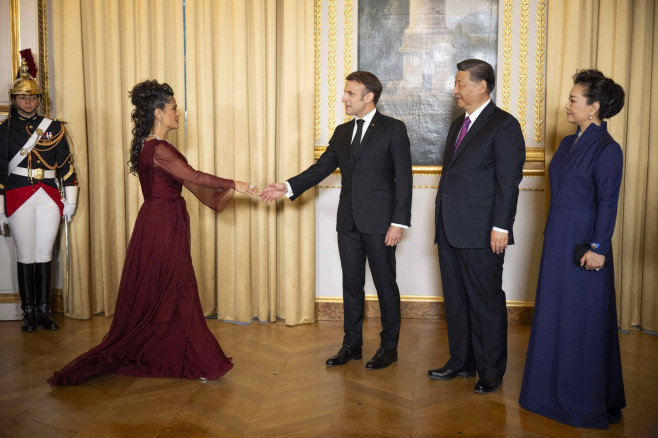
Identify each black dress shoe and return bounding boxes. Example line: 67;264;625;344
474;377;502;394
365;348;397;370
428;366;476;380
326;345;362;366
36;304;58;330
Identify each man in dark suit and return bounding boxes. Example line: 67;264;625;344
260;71;412;370
428;59;525;393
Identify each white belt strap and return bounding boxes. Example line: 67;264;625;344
11;167;57;179
7;117;53;175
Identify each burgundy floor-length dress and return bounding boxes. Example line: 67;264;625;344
49;139;235;385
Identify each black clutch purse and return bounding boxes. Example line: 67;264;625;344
573;243;610;267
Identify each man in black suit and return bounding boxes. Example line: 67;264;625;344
428;59;525;393
260;71;412;370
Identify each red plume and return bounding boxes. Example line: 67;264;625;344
19;48;38;78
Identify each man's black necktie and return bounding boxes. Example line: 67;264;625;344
351;119;365;160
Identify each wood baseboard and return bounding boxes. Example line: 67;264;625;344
51;290;535;324
0;289;65;310
316;298;534;325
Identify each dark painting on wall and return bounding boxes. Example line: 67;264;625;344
359;0;498;165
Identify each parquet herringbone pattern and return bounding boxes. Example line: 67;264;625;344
0;317;656;437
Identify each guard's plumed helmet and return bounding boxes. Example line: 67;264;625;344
11;59;42;96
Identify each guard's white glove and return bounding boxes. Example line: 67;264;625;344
63;186;79;222
0;195;8;235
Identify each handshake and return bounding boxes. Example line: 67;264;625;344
235;181;288;203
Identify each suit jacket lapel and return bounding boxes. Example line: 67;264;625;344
353;111;381;164
334;122;352;167
444;115;464;167
450;101;495;162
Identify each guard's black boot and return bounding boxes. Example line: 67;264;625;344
17;262;37;332
35;262;58;330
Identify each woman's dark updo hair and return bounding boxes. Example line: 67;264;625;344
572;69;625;120
128;80;174;175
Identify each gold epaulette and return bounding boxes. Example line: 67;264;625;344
0;117;7;126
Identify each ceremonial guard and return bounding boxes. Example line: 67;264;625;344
0;59;78;332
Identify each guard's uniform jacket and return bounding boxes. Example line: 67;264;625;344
0;112;77;216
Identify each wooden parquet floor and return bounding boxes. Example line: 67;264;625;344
0;316;657;437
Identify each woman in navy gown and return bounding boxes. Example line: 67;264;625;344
48;80;259;385
519;70;626;428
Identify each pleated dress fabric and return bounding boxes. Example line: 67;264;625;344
49;139;234;385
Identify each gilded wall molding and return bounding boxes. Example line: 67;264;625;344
342;0;353;123
326;0;337;136
314;0;322;142
533;0;547;143
315;146;544;176
501;0;513;113
517;0;529;137
498;0;548;153
317;185;542;190
0;293;20;304
10;0;21;78
317;295;534;306
525;147;544;162
38;0;50;116
315;0;356;148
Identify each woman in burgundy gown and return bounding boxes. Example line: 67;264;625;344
48;80;259;385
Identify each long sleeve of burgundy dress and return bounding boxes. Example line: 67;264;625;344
48;139;234;385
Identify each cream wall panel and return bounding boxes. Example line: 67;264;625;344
19;0;38;56
315;0;358;146
496;0;547;148
316;177;544;302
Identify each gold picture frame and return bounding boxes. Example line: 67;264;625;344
314;145;545;176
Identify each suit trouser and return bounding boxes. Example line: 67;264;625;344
437;213;507;379
338;226;401;350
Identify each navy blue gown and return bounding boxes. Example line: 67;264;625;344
519;122;625;428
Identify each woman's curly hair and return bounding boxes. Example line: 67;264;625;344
573;69;625;120
128;80;174;175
